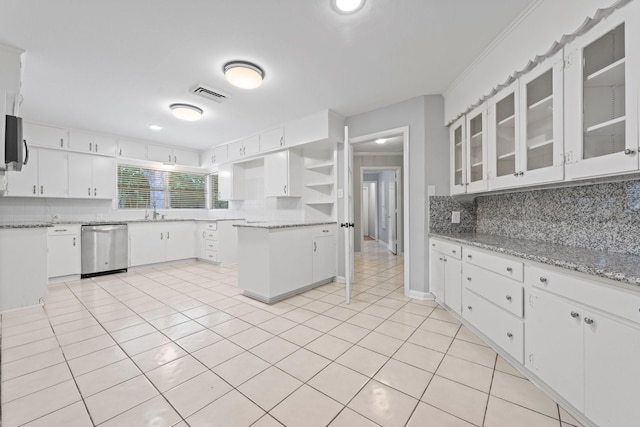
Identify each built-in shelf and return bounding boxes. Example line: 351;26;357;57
306;201;334;205
306;162;334;171
528;94;553;111
471;161;483;168
470;130;483;139
455;168;463;173
498;152;515;160
498;115;515;127
528;139;553;150
586;116;626;134
585;58;626;88
455;142;462;147
306;182;334;188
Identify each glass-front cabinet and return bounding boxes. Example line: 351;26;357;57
449;116;466;195
488;81;520;189
564;6;639;179
465;104;488;193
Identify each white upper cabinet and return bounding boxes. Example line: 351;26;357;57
264;150;303;197
5;148;68;197
449;117;466;195
117;139;147;160
564;6;639;179
23;122;68;150
227;135;259;162
173;148;199;167
68;153;116;199
465;104;488;193
260;127;285;152
147;144;174;163
518;51;565;186
204;144;228;167
69;130;117;156
488;81;520;190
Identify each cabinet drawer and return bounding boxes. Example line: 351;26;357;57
205;240;219;251
48;225;80;236
527;265;640;325
205;230;217;240
463;288;524;363
463;247;523;281
312;226;336;238
205;250;219;263
429;238;462;260
463;263;524;318
205;222;218;231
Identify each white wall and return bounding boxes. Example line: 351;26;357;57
443;0;626;124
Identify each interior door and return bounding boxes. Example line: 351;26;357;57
388;178;396;254
343;126;354;304
362;187;369;238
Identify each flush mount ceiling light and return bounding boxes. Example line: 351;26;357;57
375;138;387;144
169;104;203;121
334;0;365;14
223;61;264;89
148;124;163;131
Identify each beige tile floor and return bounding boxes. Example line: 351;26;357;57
0;240;584;427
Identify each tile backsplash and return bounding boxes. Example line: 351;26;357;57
428;196;476;234
430;179;640;256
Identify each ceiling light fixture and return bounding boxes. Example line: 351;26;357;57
223;61;264;89
334;0;365;14
169;104;203;121
375;138;387;144
148;124;163;131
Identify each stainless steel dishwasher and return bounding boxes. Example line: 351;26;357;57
81;224;128;278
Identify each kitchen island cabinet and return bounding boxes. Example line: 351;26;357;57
236;222;337;303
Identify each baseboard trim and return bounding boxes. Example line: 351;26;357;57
336;276;346;283
408;290;435;300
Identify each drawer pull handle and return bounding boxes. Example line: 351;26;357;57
506;267;513;272
539;277;548;283
505;295;512;302
452;250;456;254
466;276;471;281
467;306;472;311
439;257;443;261
432;243;435;247
506;332;513;338
570;311;580;319
467;254;472;259
584;317;595;325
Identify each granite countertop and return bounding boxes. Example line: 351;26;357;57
235;221;337;229
0;218;246;229
431;232;640;287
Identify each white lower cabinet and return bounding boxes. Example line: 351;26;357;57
312;227;336;283
47;225;81;278
0;228;48;312
429;239;462;314
196;221;243;265
129;222;195;267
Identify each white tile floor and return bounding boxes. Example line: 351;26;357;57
1;240;584;427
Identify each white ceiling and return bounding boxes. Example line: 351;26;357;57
0;0;535;150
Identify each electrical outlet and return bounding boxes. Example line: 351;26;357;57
451;211;461;224
427;185;435;196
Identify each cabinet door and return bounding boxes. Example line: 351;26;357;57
48;234;81;277
23;122;67;149
68;152;93;198
6;148;39;196
117;140;147;160
213;145;228;164
196;226;207;259
488;81;520;190
165;222;196;261
93;135;118;156
217;163;232;201
38;149;68;198
584;311;640;427
68;130;94;153
92;156;115;199
243;135;260;157
518;51;564;186
148;145;174;163
264;151;289;197
312;234;336;283
526;290;584;411
564;7;639;179
443;257;462;315
227;139;244;161
173;149;200;167
429;251;445;303
465;104;488;193
129;224;165;266
260;127;285;152
449;117;466;195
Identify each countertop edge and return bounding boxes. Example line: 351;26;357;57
0;218;247;229
235;221;338;229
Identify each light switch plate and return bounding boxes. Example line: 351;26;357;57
451;211;461;223
428;185;435;196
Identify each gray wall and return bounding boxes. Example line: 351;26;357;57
339;95;449;295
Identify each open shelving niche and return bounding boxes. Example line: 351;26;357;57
302;142;337;221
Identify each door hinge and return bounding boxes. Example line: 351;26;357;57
528;294;535;308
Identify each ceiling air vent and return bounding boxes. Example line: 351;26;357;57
190;84;228;103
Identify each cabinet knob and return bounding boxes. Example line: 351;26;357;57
33;185;36;194
96;144;99;152
119;148;123;156
467;306;473;311
505;295;512;302
283;184;287;194
280;136;284;146
507;332;513;338
167;232;170;239
89;142;93;151
203;231;205;238
160;232;163;240
60;138;64;147
88;187;91;196
313;241;317;252
570;311;580;319
519;171;524;176
466;276;472;281
513;172;519;177
431;243;435;247
94;188;97;197
584;317;595;325
439;257;443;261
539;277;548;283
443;258;448;262
467;254;472;259
73;237;76;246
212;155;216;163
506;266;513;272
451;249;456;254
40;185;44;195
624;149;636;155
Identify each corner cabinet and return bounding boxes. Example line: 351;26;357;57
465;104;488;193
564;5;640;179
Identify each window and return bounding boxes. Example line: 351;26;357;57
117;165;206;209
209;173;229;209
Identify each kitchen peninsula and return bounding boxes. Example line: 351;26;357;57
235;221;338;303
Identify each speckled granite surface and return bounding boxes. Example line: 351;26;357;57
0;218;246;229
431;232;640;287
235;221;337;229
475;180;640;256
429;196;476;234
0;224;51;229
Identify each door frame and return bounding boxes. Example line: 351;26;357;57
349;126;410;296
359;166;402;255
